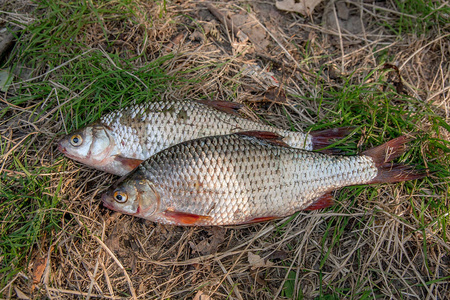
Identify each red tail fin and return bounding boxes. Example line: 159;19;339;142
362;136;427;184
310;127;355;151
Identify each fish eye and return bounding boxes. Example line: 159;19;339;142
70;134;83;147
113;190;128;203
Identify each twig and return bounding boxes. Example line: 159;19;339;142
46;287;119;299
255;53;317;78
331;1;345;72
86;248;103;300
206;3;248;42
399;34;450;70
217;259;243;300
248;14;301;71
10;48;96;86
93;236;138;300
100;259;115;298
98;46;149;90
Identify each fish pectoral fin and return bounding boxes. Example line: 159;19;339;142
236;131;290;148
164;210;212;226
196;100;244;116
114;156;144;171
304;193;334;211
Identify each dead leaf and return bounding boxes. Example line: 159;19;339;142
189;239;211;255
248;252;274;270
383;63;405;94
206;3;248;43
193;290;213;300
324;4;364;35
164;33;185;52
250;269;267;285
190;31;204;42
230;14;268;48
0;69;13;92
31;256;47;292
268;250;289;261
276;0;323;16
263;87;288;104
14;287;30;300
207;227;226;253
242;64;279;88
190;228;226;255
336;1;349;20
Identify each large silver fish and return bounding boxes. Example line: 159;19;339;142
58;99;352;175
102;132;425;226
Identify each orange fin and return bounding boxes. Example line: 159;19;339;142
245;216;278;224
361;136;427;184
310;127;355;152
197;100;244;116
164;210;212;225
115;156;144;171
362;136;410;166
368;164;427;184
304;193;334;211
236;131;290;147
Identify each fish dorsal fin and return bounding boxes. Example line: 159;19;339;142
304;193;334;211
197;100;244;116
163;210;212;226
236;131;290;147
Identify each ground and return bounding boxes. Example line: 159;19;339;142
1;0;450;299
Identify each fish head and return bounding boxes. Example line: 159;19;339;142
102;170;160;218
58;124;120;173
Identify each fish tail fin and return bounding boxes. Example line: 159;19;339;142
310;127;355;151
362;136;427;184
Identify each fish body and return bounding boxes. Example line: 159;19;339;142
58;100;352;175
102;132;424;226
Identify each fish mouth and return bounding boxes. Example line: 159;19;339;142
101;193;114;210
134;204;141;216
57;140;66;153
57;140;80;160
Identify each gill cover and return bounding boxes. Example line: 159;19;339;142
102;170;160;218
58;124;120;172
135;176;160;218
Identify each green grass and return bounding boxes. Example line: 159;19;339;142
1;0;449;298
382;0;450;35
0;0;179;290
0;165;62;286
279;65;450;298
0;0;239;289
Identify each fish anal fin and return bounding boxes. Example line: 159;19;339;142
245;216;278;224
304;193;334;211
197;100;244;116
164;210;212;226
114;156;144;172
236;131;290;147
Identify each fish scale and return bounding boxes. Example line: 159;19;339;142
100;100;312;161
102;133;383;226
60;99;354;176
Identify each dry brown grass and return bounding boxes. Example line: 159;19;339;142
1;0;450;299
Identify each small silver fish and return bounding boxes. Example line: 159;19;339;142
102;132;425;226
58;99;352;175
